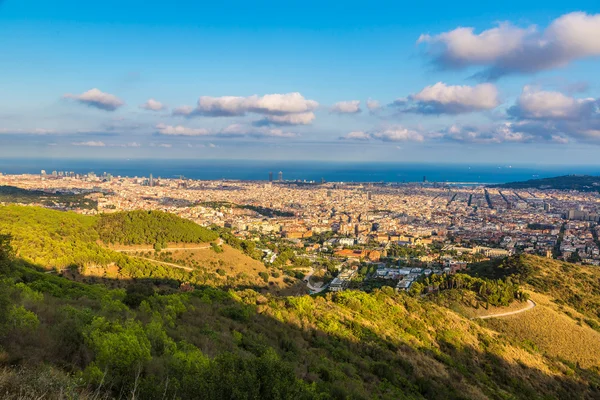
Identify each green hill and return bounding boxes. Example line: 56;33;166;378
489;175;600;192
96;210;218;247
0;208;599;399
469;254;600;328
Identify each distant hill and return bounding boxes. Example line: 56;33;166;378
489;175;600;191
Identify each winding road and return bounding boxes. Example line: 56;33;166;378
474;299;536;320
304;267;328;293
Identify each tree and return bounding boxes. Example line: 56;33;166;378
0;234;14;274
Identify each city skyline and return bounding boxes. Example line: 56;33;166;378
1;1;600;163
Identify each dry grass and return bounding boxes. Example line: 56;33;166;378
454;299;532;319
485;292;600;369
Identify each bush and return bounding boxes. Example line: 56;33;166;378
259;272;269;283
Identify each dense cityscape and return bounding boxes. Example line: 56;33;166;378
2;169;599;294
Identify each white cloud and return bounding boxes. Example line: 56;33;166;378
418;12;600;79
366;99;381;112
172;105;195;116
407;82;499;114
174;92;318;118
155;123;297;138
343;127;424;142
331;100;361;114
343;131;371;140
72;141;106;147
373;127;425;142
256;112;315;126
140;98;166;111
63;88;124;111
156;123;210;136
509;86;598;120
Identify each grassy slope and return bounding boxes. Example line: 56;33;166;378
485;292;600;368
468;254;600;370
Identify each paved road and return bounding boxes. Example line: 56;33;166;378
304;267;328;293
474;299;536;320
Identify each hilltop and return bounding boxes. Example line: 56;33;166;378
489;175;600;192
0;206;296;293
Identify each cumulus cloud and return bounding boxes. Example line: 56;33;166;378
373;127;425;142
501;85;600;143
155;123;297;139
253;112;316;126
331;100;361;114
405;82;500;114
343;131;371;140
342;126;424;142
72;141;106;147
174;92;318;119
508;86;598;120
140;98;166;111
63;88;124;111
436;124;527;144
366;99;381;112
418;12;600;79
156;123;210;136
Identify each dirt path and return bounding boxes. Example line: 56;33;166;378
116;245;211;253
129;255;194;271
474;299;536;320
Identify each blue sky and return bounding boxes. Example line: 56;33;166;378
1;0;600;163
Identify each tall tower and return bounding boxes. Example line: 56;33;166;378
269;171;273;182
149;173;154;187
278;171;283;182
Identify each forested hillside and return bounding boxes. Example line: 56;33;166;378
0;206;291;292
96;210;218;246
1;207;599;399
1;235;599;399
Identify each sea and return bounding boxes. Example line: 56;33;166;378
1;158;599;184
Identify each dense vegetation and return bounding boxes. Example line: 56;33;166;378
490;175;600;192
1;206;599;399
1;237;599;399
97;210;218;246
413;272;529;308
0;185;97;209
470;255;600;326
